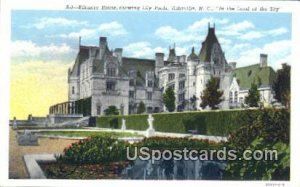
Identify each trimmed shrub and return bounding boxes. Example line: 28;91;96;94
109;118;119;129
96;109;258;136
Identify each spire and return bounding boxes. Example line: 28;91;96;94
188;46;198;61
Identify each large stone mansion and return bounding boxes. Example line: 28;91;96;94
49;24;277;116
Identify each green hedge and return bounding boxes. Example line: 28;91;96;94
96;109;258;136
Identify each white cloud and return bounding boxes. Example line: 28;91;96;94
155;26;195;43
187;17;229;31
51;21;128;39
268;27;288;36
11;40;74;58
33;17;88;29
232;43;250;50
60;28;96;39
123;42;156;58
221;20;255;36
239;31;264;40
239;27;288;40
232;40;291;69
98;21;128;36
155;17;228;44
123;42;188;59
219;38;232;46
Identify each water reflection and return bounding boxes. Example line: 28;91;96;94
121;159;226;180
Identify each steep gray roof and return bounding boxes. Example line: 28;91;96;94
199;27;219;62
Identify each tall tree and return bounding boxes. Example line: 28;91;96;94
245;83;260;107
137;101;145;114
200;77;223;110
104;106;119;116
273;63;290;107
163;86;176;112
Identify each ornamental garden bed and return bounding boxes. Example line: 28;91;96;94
40;161;131;179
38;136;223;179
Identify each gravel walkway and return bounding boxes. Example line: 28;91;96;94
9;128;78;179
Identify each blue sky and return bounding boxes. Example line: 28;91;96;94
12;10;291;69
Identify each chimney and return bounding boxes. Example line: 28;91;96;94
114;48;123;65
155;52;164;75
260;54;268;67
179;55;186;64
99;37;107;59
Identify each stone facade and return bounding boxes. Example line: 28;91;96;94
49;24;277;116
67;37;162;116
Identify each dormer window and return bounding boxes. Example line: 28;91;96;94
107;67;116;76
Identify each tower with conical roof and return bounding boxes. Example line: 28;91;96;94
194;23;232;110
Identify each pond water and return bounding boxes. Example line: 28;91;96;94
121;159;226;180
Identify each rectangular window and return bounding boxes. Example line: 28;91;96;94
179;81;185;90
234;91;238;103
229;91;233;103
129;79;135;86
129;91;134;98
97;105;101;115
147;80;153;87
168;73;175;81
179;73;185;78
107;68;116;76
72;86;75;94
106;81;115;91
179;93;185;102
147;92;152;100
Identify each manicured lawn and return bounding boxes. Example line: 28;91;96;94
39;131;143;137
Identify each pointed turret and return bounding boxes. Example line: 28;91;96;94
187;47;199;61
198;23;221;62
167;45;177;63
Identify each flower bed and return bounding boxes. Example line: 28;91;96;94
40;161;131;179
41;135;221;179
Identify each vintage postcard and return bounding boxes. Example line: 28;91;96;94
0;0;299;186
